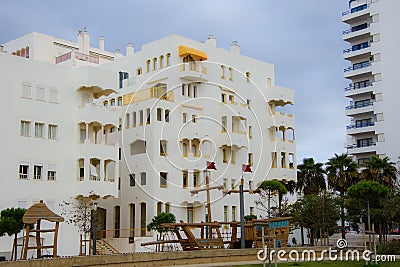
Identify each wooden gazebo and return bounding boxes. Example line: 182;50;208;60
22;200;64;259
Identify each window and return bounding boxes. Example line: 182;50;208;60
182;143;188;157
34;165;43;180
183;170;188;188
159;55;164;68
221;65;226;79
36;86;45;101
165;109;170;122
229;95;235;104
229;67;233;81
271;152;277;168
103;100;109;107
160;172;168;188
20;121;30;137
249;126;253;139
19;164;29;179
119;71;129;89
232;206;237;221
357;138;374;147
249;181;253;190
140;172;146;185
49;89;59;103
48;170;56;181
193;86;197;98
193;170;200;188
221;94;226;103
136;67;142;75
223;206;228;222
231;179;236;190
250;207;254;215
157;108;162;121
182;84;185;96
139;110;144;126
117;97;122;106
246;72;251;83
231;149;236;164
192;114;197;123
160;140;167;156
146;108;150;125
192;143;199;157
34;122;44;138
153;57;157;71
129;173;135;186
165;203;170;213
281;152;286;168
166;53;171;66
223;178;228;190
48;125;58;139
183;113;188;123
221;116;227;133
125;113;130;128
187;204;194;223
248;153;253;166
222;148;228;163
247;99;251;108
110;99;115;106
146;60;150;72
21;84;32;98
187;84;191;97
132;112;137;127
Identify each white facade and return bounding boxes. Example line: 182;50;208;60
0;30;296;256
343;0;400;164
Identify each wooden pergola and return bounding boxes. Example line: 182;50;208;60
22;200;64;259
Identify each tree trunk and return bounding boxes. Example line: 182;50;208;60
340;192;346;240
14;233;17;261
300;226;304;246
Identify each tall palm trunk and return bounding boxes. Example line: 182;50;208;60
340;192;346;240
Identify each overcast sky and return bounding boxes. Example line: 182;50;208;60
0;0;351;163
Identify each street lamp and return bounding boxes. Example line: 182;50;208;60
92;201;98;255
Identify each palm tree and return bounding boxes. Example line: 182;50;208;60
362;156;397;188
326;153;359;239
297;158;326;195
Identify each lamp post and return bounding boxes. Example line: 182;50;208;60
92;201;97;255
239;175;245;249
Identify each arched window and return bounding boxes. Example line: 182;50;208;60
146;60;150;72
165;109;170;122
25;46;29;58
136;67;142;75
267;77;272;87
157;108;163;121
159;55;164;68
287;127;295;142
166;53;171;66
193;85;197;98
153;57;157;71
246;72;251;83
229;67;233;81
221;65;226;79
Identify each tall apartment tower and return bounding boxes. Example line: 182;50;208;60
343;0;399;164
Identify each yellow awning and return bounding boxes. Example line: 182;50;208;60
178;45;208;61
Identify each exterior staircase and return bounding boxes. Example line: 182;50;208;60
95;239;120;255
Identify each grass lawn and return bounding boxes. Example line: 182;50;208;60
238;261;398;267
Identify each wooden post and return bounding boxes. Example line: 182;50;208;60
53;222;60;257
23;224;30;260
36;219;41;258
205;173;212;224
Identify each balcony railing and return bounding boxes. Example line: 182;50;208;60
56;51;99;64
344;61;371;72
342;23;369;35
343;43;369;54
347;142;376;149
344;81;372;91
346;121;375;129
342;4;369;16
345;101;373;110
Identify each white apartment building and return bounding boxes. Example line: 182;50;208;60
343;0;400;164
0;30;296;256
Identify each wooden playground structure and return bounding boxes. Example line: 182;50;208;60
142;165;291;251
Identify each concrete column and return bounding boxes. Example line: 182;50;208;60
85;123;89;143
100;159;105;181
115;127;119;144
101;125;105;145
84;157;89;181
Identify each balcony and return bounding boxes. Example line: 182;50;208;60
77;103;118;126
345;101;374;116
267;86;294;106
346;121;375;135
342;24;370;42
56;51;99;64
344;81;373;97
343;45;371;61
346;142;376;155
342;4;370;24
180;62;208;82
344;61;372;79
